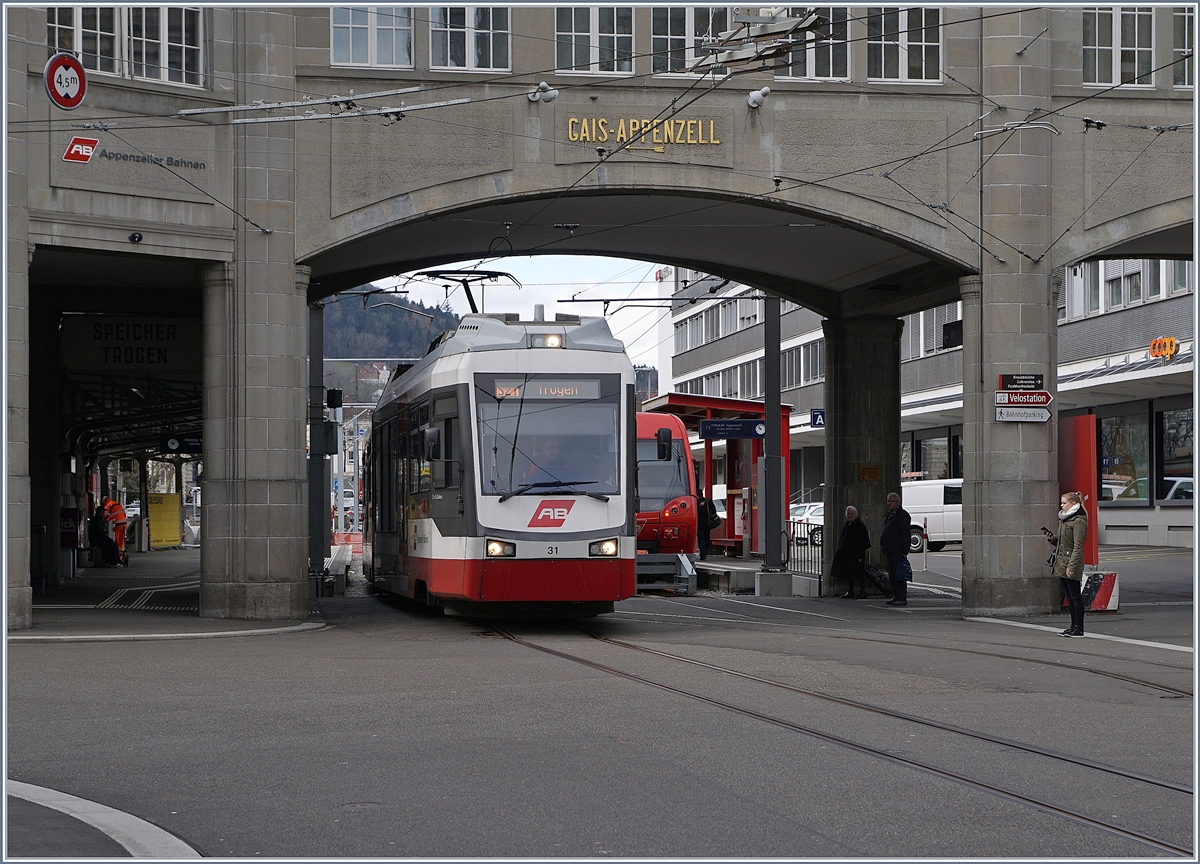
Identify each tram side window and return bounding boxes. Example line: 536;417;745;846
432;394;459;489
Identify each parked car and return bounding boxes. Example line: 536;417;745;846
793;504;824;547
790;502;820;521
1161;477;1193;500
901;479;962;552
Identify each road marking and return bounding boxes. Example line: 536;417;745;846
909;581;961;597
7;780;201;858
8;621;326;643
716;596;849;621
967;618;1194;653
1122;601;1193;606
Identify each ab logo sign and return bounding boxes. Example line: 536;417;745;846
528;500;575;528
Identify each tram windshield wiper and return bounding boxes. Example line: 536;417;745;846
498;480;609;503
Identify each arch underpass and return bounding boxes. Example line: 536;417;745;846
7;6;1191;626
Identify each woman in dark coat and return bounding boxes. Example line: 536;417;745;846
833;505;871;599
1048;490;1088;636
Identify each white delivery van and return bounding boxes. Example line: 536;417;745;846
900;479;963;552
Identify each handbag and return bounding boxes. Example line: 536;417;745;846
895;556;912;581
706;512;722;530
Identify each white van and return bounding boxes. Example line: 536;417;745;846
900;479;963;552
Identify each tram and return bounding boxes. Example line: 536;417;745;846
363;311;640;616
635;413;697;555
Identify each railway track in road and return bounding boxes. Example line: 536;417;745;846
612;600;1194;698
490;625;1193;858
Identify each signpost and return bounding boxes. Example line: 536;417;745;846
998;373;1043;390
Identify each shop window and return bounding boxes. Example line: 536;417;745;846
1157;407;1193;500
1100;411;1149;502
919;435;949;480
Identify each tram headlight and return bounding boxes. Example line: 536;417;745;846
532;334;563;348
589;538;619;557
486;539;516;557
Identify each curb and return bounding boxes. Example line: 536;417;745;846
7;780;202;858
8;621;327;644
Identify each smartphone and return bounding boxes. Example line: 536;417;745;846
1041;526;1053;536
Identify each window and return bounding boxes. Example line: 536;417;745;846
431;7;509;70
652;6;727;73
1146;261;1161;298
922;302;958;354
919;435;949;480
703;305;721;343
1170;260;1191;294
738;296;761;329
332;7;414;67
1086;261;1101;312
867;7;940;82
738;360;761;400
778;6;848;79
1106;275;1122;308
781;345;802;389
719;300;737;336
1083;7;1153;86
556;6;633;73
49;7;202;84
1157;406;1193;500
1174;7;1194;86
674;321;689;354
1100;410;1150;502
802;339;825;384
1125;270;1141;304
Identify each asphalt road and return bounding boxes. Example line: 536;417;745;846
7;547;1194;858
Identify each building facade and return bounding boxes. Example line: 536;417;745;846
668;258;1195;546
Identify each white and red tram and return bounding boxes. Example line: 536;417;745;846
363;312;638;616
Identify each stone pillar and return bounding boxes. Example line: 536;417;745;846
307;299;329;578
821;317;904;594
199;255;309;619
7;22;32;629
961;8;1060;616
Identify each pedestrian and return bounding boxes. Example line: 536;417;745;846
697;491;719;560
1047;490;1088;637
833;505;871;599
102;497;128;566
880;491;912;606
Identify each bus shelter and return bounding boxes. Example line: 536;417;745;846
640;394;791;556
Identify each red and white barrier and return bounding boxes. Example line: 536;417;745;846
1063;571;1119;612
333;532;362;554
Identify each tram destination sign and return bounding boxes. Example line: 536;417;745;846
998;373;1044;390
699;419;767;439
996;406;1051;423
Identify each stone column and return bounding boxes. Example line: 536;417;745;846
821;317;904;594
7;21;32;629
199;255;309;619
961;9;1060;616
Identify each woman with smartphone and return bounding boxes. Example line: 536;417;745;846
1046;491;1088;637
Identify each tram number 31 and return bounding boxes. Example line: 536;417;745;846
546;546;559;556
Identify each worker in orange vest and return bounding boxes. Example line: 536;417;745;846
101;497;128;566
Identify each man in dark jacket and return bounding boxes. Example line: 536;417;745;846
880;492;912;606
697;492;719;560
833;505;871;598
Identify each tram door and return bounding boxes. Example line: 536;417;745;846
400;399;432;582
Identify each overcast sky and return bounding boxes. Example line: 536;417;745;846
377;255;674;369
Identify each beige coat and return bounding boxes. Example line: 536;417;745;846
1052;508;1088;581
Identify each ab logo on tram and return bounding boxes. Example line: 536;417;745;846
528;500;575;528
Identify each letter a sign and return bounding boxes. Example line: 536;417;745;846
810;408;826;428
44;53;87;110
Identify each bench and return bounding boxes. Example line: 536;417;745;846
320;545;352;597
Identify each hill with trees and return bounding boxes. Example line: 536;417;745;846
322;293;460;359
